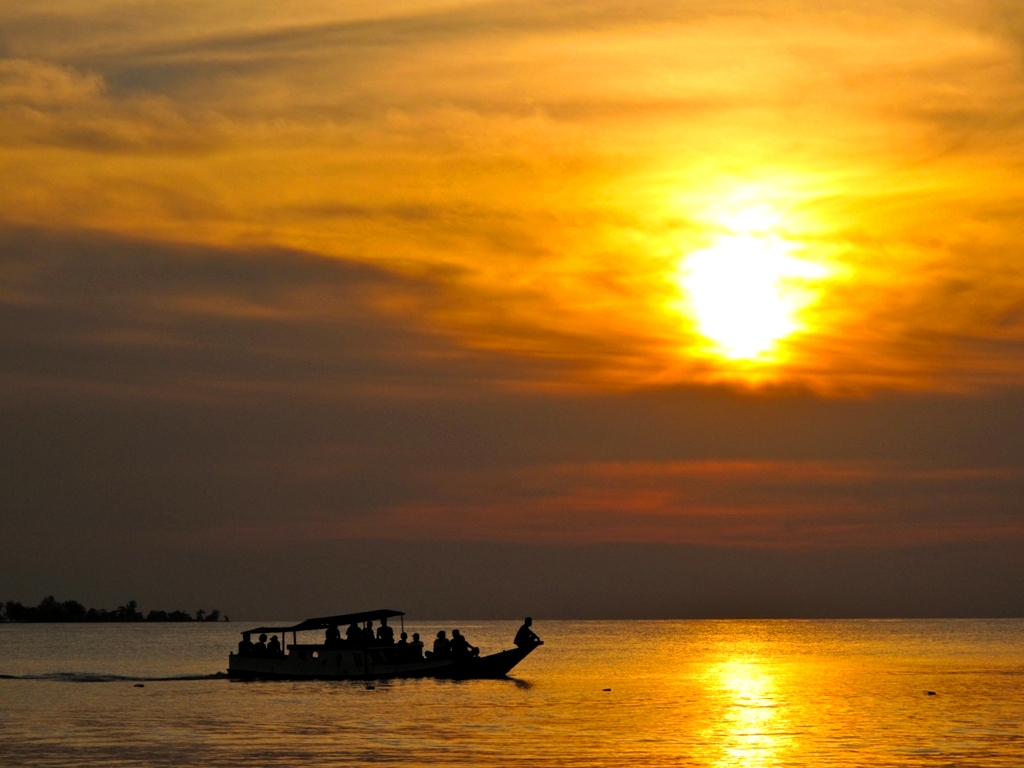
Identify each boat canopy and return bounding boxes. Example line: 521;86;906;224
241;609;405;636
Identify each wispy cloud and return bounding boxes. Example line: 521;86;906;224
310;460;1024;547
0;226;563;399
3;1;1024;391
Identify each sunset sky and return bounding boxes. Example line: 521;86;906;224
3;0;1024;618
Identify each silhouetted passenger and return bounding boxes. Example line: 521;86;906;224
255;633;268;655
363;621;376;645
396;632;409;659
409;633;424;660
431;630;450;659
267;635;282;656
346;623;362;645
450;628;466;655
450;629;479;659
377;618;395;645
514;617;542;649
238;634;254;656
325;625;342;647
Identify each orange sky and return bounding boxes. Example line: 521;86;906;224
5;0;1024;392
3;0;1024;614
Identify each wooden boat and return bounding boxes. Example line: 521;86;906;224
227;609;540;681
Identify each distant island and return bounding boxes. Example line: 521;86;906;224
1;596;228;623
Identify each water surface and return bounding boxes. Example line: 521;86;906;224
2;620;1023;766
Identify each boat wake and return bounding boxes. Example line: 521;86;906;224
0;671;228;683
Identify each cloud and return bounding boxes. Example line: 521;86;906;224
0;225;559;399
0;57;226;151
3;236;1023;549
0;58;102;105
246;459;1024;548
2;1;1023;391
5;1;1024;616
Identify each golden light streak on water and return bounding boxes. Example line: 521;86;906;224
703;658;792;768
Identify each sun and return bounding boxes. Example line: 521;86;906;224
675;205;828;362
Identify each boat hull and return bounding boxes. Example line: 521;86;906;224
227;644;535;681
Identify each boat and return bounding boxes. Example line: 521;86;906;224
227;609;541;681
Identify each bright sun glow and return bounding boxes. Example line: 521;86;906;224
677;204;828;361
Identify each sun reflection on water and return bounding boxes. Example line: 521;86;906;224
702;658;794;768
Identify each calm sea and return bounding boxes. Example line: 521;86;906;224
1;619;1023;766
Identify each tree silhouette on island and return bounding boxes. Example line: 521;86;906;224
1;596;228;622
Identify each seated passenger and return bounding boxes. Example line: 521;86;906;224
254;633;268;655
396;631;409;658
449;629;466;658
514;617;543;649
362;621;376;645
267;635;282;656
430;630;450;660
346;622;362;645
325;625;342;647
238;634;255;656
409;633;424;660
376;618;395;645
450;629;479;659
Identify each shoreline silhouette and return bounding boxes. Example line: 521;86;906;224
1;596;228;623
